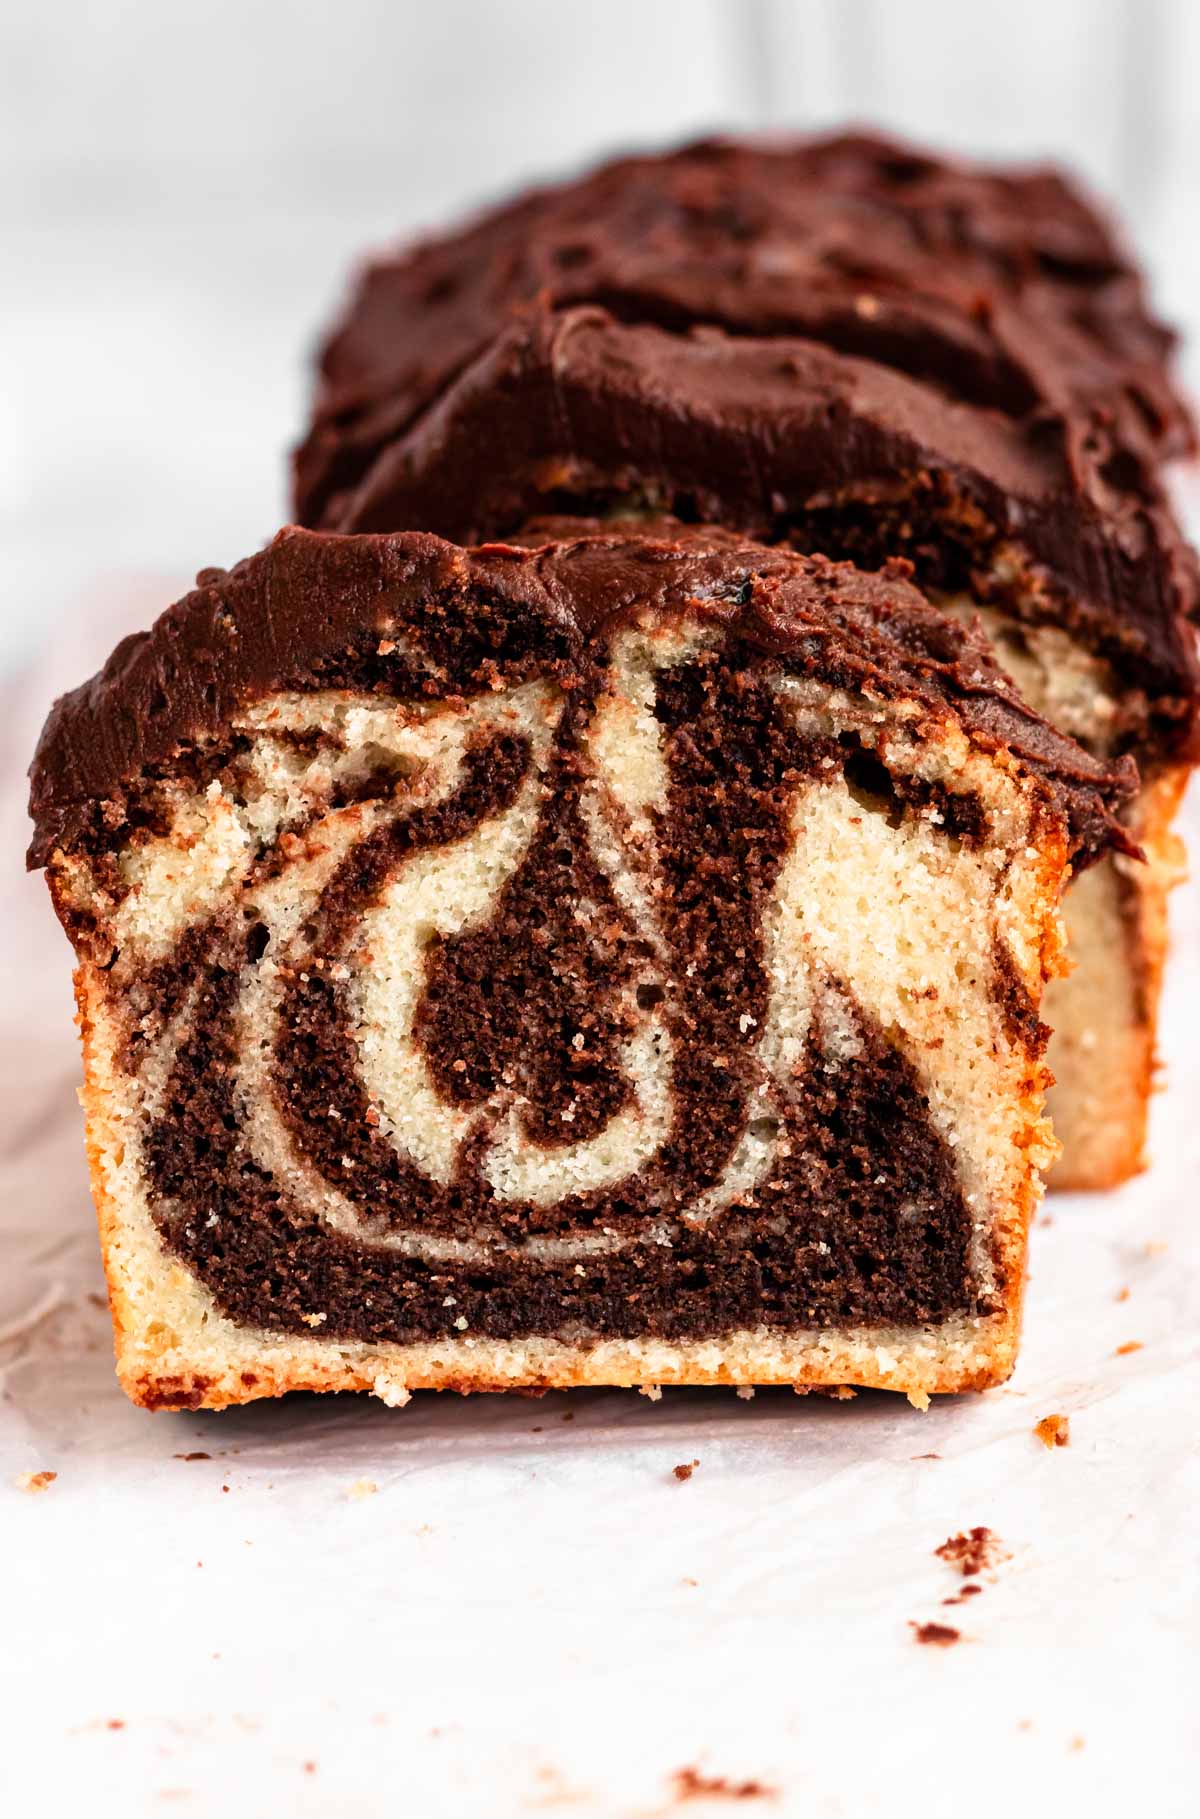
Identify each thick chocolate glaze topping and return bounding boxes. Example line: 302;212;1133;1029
298;132;1191;524
28;527;1134;870
329;309;1199;729
292;133;1198;743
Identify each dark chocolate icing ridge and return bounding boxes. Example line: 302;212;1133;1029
28;527;1135;871
296;131;1192;530
326;306;1200;743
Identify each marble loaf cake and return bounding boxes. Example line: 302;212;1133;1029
28;527;1134;1410
296;132;1200;1189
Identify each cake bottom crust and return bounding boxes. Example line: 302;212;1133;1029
111;1318;1019;1415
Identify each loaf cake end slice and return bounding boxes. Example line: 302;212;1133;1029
28;528;1133;1409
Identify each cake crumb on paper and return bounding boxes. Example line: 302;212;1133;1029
671;1765;777;1802
1114;1341;1144;1357
673;1459;700;1482
1034;1413;1071;1448
346;1478;378;1501
910;1621;961;1647
370;1372;411;1408
935;1527;1008;1577
15;1470;57;1494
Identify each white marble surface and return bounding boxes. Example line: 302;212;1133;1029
0;585;1197;1818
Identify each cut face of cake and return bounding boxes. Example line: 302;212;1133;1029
293;133;1199;1189
29;529;1134;1410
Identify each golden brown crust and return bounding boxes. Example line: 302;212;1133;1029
1047;764;1190;1190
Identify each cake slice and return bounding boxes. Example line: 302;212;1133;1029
29;527;1134;1410
295;132;1199;1189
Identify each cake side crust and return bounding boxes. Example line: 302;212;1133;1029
1045;762;1191;1189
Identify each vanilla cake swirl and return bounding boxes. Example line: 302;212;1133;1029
28;528;1134;1409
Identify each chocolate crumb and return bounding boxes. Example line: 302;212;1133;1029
174;1451;212;1461
673;1459;700;1482
1034;1413;1070;1448
912;1453;942;1461
942;1584;983;1606
671;1766;776;1802
910;1621;961;1647
220;1483;230;1494
935;1526;1006;1577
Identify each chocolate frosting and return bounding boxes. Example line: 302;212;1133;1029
298;132;1191;520
28;525;1135;870
291;133;1198;741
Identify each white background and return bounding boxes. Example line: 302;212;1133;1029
2;6;1198;1815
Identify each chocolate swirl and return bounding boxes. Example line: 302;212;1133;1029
127;641;988;1338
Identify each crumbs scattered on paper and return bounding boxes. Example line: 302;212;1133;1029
347;1478;378;1501
673;1459;700;1482
1114;1341;1143;1357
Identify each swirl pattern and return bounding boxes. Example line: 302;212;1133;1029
79;616;1040;1347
